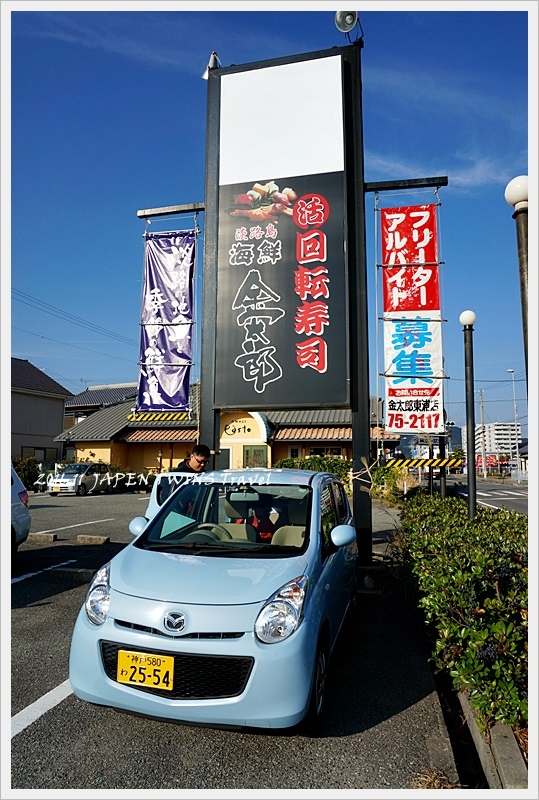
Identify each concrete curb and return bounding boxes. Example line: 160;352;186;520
52;567;96;581
458;691;527;789
27;532;110;545
28;532;57;542
76;534;110;545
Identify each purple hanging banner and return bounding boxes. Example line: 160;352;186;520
136;230;196;411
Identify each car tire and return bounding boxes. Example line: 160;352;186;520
76;484;88;496
303;637;329;734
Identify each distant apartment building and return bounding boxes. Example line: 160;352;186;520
462;422;521;460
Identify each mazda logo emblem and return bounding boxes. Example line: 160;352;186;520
163;612;185;633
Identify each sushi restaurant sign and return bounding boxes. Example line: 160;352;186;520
206;46;364;411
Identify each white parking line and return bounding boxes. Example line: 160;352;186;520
11;560;78;584
33;518;114;534
11;679;73;738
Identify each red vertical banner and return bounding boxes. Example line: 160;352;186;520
381;204;439;312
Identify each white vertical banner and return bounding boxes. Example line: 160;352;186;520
383;311;444;433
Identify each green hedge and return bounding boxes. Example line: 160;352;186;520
396;491;527;731
273;455;353;486
12;456;41;491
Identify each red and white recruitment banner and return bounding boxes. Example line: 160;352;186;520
381;204;445;434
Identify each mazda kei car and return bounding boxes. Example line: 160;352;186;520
69;468;358;730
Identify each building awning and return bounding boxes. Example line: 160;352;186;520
275;427;352;441
274;426;400;443
120;428;197;443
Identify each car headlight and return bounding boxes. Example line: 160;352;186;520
254;576;308;644
85;563;110;625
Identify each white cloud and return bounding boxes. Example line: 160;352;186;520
364;150;520;190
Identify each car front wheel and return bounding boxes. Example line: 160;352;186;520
76;484;87;496
303;638;329;734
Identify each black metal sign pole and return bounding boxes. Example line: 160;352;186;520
198;65;221;470
344;43;372;566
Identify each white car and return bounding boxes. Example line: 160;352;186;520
48;462;111;496
11;466;31;555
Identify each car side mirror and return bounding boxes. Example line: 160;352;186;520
330;524;356;548
129;516;149;537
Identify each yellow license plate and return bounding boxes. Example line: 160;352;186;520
51;486;60;492
117;650;174;690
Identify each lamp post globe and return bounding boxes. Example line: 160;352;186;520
504;175;528;210
459;310;477;327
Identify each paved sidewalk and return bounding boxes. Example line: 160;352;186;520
370;498;401;559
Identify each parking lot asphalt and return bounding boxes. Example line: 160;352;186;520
23;492;527;789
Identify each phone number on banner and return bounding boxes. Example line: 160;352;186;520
386;412;443;432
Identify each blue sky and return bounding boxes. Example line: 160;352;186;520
4;3;536;441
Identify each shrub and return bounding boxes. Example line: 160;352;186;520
395;493;527;732
273;455;353;487
369;463;419;504
11;457;40;491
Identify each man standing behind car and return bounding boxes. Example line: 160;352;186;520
156;444;211;506
175;444;211;473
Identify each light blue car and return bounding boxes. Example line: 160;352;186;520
69;468;358;730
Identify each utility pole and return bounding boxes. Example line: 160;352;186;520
478;389;488;480
438;429;446;499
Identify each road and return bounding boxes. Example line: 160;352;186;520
10;490;461;792
444;476;528;516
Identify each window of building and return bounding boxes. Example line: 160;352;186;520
309;446;343;457
243;445;268;468
289;447;299;459
21;447;58;467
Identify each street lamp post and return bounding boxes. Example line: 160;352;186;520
460;310;477;519
507;369;520;484
504;176;528;390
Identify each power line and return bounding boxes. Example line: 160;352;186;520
12;326;136;364
449;377;527;385
446;398;527;404
12;288;138;346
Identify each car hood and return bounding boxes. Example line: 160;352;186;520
110;545;308;605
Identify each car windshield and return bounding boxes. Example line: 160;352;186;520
135;480;312;556
60;464;89;476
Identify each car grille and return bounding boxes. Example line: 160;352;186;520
115;619;245;639
100;641;254;699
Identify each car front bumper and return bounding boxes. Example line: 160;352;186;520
69;604;318;729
